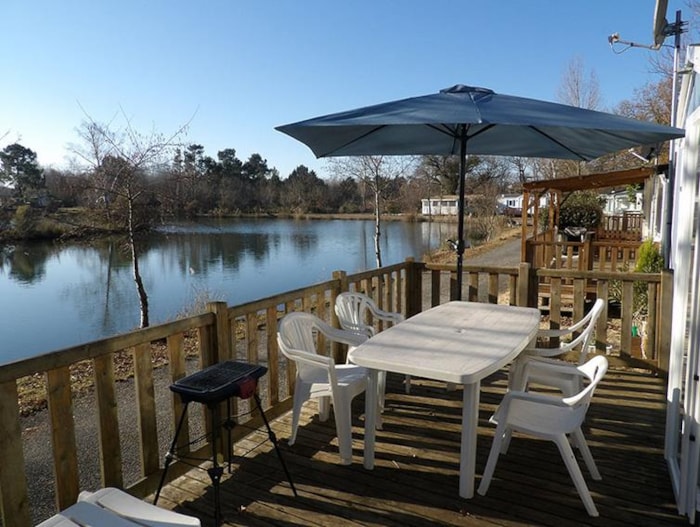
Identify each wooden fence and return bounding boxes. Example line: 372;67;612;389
0;259;672;526
597;212;643;241
525;236;641;272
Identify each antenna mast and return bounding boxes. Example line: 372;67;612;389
608;3;687;261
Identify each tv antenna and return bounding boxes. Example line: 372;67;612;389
608;0;686;53
607;0;687;260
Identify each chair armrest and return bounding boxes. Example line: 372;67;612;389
318;324;367;347
524;345;571;358
522;357;585;379
366;303;404;324
537;327;575;338
494;389;569;423
504;389;568;406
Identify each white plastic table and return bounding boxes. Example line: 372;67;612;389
347;301;540;499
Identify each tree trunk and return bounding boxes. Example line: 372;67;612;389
127;191;149;328
374;178;382;268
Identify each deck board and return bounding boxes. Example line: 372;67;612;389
153;366;685;527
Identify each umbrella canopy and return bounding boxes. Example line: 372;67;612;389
276;84;684;299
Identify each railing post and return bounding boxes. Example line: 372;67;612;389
404;258;422;316
414;261;423;315
0;380;30;527
331;270;348;360
94;354;123;489
583;235;594;271
47;366;79;511
517;262;531;308
450;269;459;301
207;301;231;365
658;269;674;374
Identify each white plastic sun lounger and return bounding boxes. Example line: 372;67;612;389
36;487;200;527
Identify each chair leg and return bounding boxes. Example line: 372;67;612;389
571;428;601;480
331;393;354;465
477;423;507;496
378;371;387;410
289;384;310;446
508;358;527;391
318;395;331;422
404;374;412;394
500;429;513;454
553;435;599;517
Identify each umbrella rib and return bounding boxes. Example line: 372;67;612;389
528;126;589;161
426;123;496;154
319;125;387;157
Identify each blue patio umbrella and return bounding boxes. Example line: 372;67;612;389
276;84;684;299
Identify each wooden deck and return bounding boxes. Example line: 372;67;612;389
153;366;684;527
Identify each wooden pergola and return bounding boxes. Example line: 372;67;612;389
519;164;667;258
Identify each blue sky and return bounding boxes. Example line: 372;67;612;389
0;0;688;179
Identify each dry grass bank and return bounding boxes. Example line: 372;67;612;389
424;226;521;265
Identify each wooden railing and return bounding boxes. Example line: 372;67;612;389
0;259;671;526
597;212;643;241
525;237;641;273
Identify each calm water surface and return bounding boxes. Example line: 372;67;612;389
0;218;455;364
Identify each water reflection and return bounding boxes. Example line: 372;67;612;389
0;218;456;363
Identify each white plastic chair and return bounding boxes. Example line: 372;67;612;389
78;487;201;526
478;355;609;517
277;312;368;465
511;298;605;395
334;291;409;396
38;491;202;526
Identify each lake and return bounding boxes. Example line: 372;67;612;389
0;217;456;364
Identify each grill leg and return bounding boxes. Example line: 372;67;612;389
209;403;224;526
254;393;298;497
154;402;189;505
223;397;234;472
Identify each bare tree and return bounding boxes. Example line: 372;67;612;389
69;109;189;328
329;156;415;267
557;56;602;110
507;157;534;185
549;57;604;178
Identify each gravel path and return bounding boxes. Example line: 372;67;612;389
422;233;522;305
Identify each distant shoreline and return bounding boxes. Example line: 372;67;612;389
208;211;459;223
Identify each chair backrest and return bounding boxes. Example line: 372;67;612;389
277;312;337;385
561;354;608;426
553;298;605;364
335;292;404;338
335;292;376;338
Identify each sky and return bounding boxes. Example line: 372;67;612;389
0;0;690;179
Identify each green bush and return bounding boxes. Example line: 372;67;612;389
633;240;664;319
634;239;664;273
608;240;664;318
559;191;604;230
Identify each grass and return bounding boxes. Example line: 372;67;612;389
425;226;521;264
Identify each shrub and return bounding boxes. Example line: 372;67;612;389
559;191;604;230
634;239;664;273
633;240;664;319
12;205;38;237
608;240;664;320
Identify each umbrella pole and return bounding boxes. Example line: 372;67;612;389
455;127;467;301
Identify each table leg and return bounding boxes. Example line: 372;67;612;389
460;381;480;499
363;369;379;470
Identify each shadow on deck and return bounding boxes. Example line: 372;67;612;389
154;367;683;527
